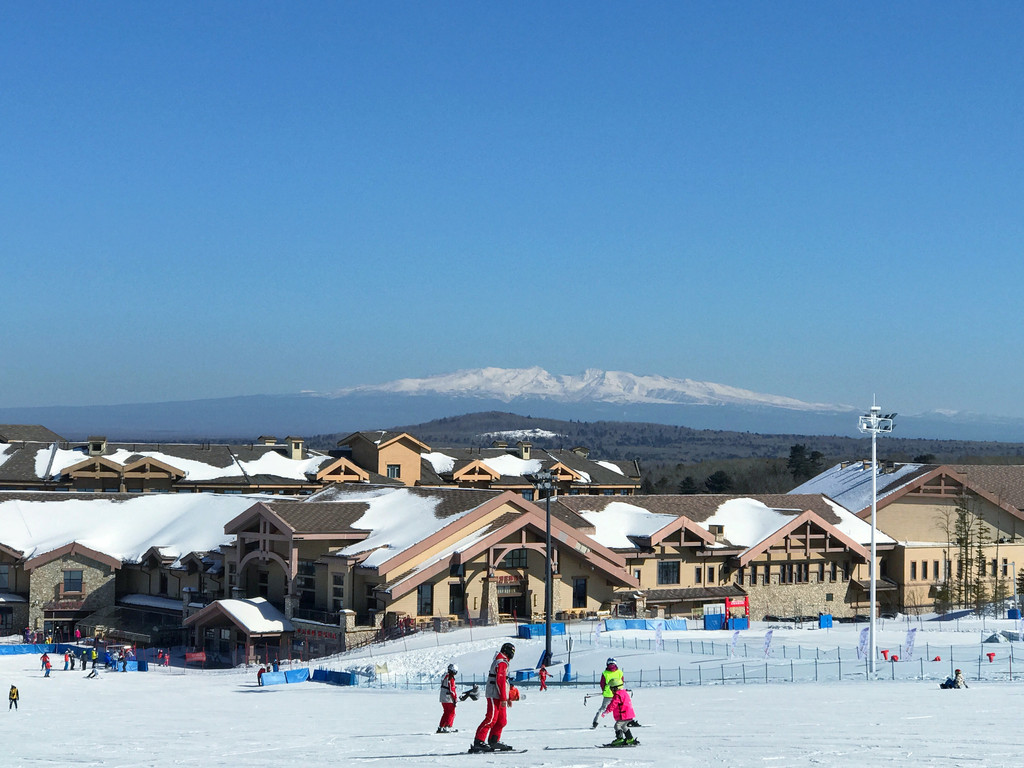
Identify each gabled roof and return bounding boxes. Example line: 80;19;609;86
62;455;126;476
376;493;637;599
122;456;187;479
554;494;886;561
316;456;370;483
183;596;294;635
25;541;122;571
452;460;501;482
0;425;66;443
789;461;936;514
790;462;1024;521
337;431;431;452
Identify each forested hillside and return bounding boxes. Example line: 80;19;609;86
307;411;1024;494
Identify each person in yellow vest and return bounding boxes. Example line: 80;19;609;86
592;658;623;728
9;685;18;711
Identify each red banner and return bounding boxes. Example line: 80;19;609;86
185;651;206;662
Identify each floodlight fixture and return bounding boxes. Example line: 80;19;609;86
857;401;896;678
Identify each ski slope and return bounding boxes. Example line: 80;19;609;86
3;619;1022;767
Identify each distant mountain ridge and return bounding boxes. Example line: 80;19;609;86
1;367;1022;443
331;366;855;412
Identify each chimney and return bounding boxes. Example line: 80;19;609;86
709;524;725;542
285;436;304;461
516;441;532;461
840;461;850;469
491;440;508;449
87;436;107;456
258;435;277;446
572;446;590;459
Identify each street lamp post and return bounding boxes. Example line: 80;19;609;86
858;403;895;677
536;470;554;667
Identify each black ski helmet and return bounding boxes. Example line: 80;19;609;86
500;642;516;659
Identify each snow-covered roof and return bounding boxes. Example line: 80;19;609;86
789;461;931;514
0;492;267;564
423;451;456;475
332;487;488;568
479;454;542;477
560;493;893;551
579;502;678;549
212;597;294;633
120;593;183;611
25;442;334;483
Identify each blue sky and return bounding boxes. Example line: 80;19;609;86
3;3;1024;417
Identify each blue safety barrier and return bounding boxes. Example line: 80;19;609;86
0;644;54;655
516;623;566;639
601;618;688;631
311;668;356;686
262;671;287;685
819;614;833;629
703;614;727;630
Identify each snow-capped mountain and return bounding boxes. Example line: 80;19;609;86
332;367;855;413
2;367;1023;443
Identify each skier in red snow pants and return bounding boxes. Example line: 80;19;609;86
471;642;516;752
438;663;459;732
538;665;548;691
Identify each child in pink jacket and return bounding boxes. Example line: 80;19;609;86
604;685;639;746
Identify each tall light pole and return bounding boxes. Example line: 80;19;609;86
858;403;895;676
536;470;554;666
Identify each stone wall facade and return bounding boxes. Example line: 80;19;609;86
27;553;116;631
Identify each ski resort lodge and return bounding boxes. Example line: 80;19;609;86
4;424;1024;660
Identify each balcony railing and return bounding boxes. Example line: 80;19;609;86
291;607;341;625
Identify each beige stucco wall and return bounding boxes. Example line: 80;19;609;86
377;441;422;486
877;495;1024;543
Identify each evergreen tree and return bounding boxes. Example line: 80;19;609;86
973;525;991;615
677;476;700;494
787;444;825;483
704;470;733;493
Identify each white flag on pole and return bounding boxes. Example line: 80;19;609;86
730;630;740;658
904;627;917;661
763;629;774;659
654;623;663;651
856;627;870;660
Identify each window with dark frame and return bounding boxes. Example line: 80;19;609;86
657;561;680;585
332;573;345;611
503;549;528;569
63;569;83;593
572;577;587;609
417;583;433;616
386;464;401;479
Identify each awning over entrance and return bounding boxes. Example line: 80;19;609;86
184;597;294;637
853;577;899;592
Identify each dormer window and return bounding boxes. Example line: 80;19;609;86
87;436;107;456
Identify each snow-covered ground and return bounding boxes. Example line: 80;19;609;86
4;618;1024;767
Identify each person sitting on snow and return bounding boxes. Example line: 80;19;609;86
941;669;968;689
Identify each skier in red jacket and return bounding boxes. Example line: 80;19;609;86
471;642;516;753
538;664;548;691
438;663;459;732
